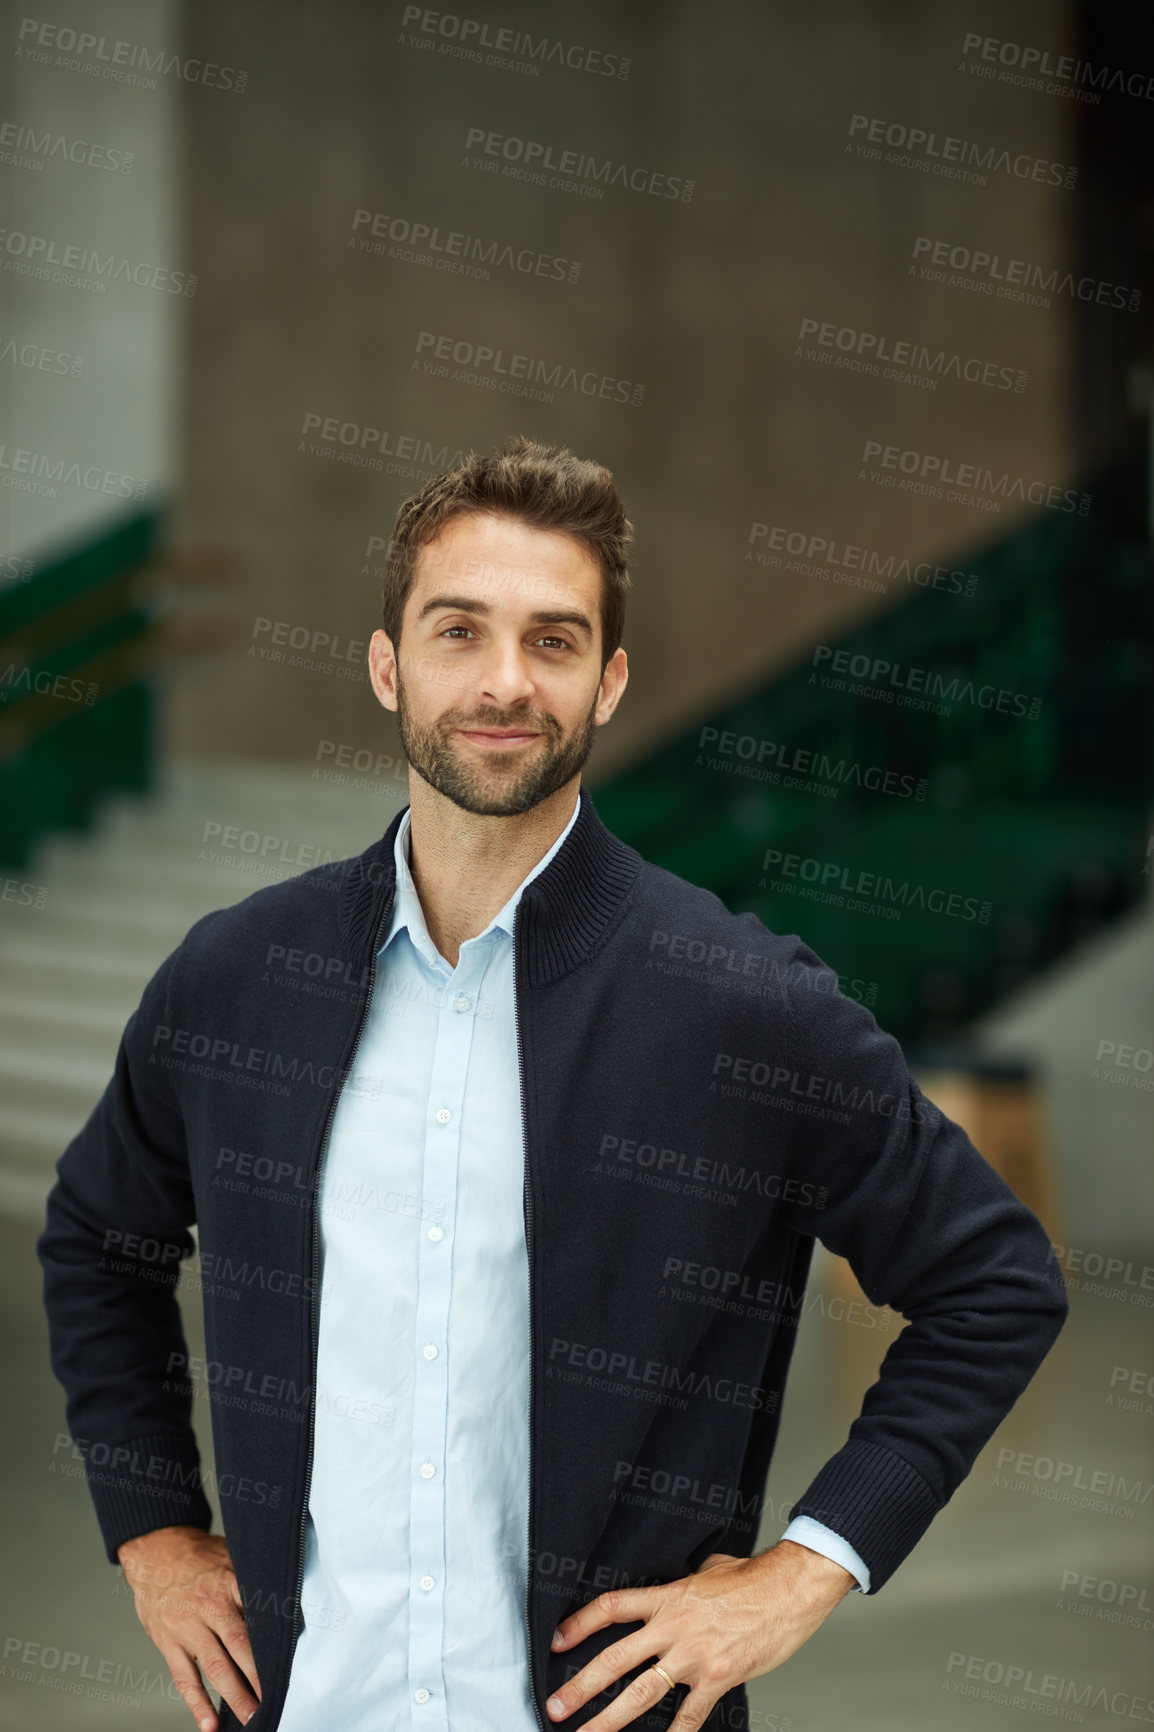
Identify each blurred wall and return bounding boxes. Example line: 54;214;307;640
171;0;1077;777
0;0;181;562
977;897;1154;1249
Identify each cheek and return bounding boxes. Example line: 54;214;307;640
407;656;470;696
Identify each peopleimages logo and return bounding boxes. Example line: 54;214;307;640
0;442;146;500
298;412;468;480
548;1337;775;1413
746;521;979;598
860;437;1093;517
1092;1038;1154;1094
0;118;134;173
759;847;991;925
1057;1570;1154;1633
400;7;630;79
0;227;195;294
958;32;1154;104
846;113;1077;189
15;18;248;92
797;316;1026;392
462;126;693;201
414;329;644;407
0;662;97;706
910;235;1141;312
945;1651;1154;1721
993;1446;1154;1515
695;725;927;802
811;643;1043;721
1046;1242;1154;1305
0;335;84;376
1;1632;184;1705
350;207;581;285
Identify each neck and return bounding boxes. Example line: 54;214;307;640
404;774;580;967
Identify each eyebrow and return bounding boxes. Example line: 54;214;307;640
415;594;595;640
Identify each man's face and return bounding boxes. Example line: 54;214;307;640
369;512;628;817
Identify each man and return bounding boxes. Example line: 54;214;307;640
39;436;1068;1732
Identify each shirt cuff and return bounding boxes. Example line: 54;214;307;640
780;1515;871;1593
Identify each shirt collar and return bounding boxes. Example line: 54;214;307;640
381;789;583;963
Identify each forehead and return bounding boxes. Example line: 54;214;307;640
412;511;599;596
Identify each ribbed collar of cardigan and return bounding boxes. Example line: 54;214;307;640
336;783;643;986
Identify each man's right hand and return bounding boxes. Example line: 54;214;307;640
117;1525;262;1731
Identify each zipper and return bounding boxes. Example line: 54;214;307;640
290;882;395;1650
514;901;547;1732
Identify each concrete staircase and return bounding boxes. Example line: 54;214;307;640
0;761;407;1222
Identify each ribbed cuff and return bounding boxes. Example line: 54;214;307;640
77;1431;215;1564
788;1438;940;1592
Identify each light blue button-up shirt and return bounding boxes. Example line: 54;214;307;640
277;791;581;1731
278;787;866;1731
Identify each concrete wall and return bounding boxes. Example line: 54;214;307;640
0;1;181;564
172;0;1077;776
975;884;1154;1254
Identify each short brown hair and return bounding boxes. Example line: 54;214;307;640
381;435;632;667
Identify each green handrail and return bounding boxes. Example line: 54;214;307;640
0;507;165;869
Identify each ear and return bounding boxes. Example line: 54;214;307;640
369;629;399;713
594;646;629;726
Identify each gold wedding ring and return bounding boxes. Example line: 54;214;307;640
651;1663;677;1691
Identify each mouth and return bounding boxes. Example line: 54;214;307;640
457;727;542;749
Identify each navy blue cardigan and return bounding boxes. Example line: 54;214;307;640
38;790;1067;1730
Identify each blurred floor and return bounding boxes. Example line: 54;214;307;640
0;1211;207;1730
759;1242;1154;1730
3;1208;1151;1729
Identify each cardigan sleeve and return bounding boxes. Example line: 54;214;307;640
777;939;1068;1591
36;942;214;1563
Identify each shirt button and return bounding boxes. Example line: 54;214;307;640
419;1462;436;1479
427;1226;444;1242
455;994;471;1013
422;1343;438;1360
419;1574;436;1591
435;1107;452;1124
414;1687;431;1704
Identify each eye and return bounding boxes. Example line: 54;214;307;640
441;625;476;639
536;636;572;651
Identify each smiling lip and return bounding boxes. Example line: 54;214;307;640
458;727;541;747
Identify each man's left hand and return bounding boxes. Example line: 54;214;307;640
545;1539;855;1730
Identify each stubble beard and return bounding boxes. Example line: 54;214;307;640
394;661;600;817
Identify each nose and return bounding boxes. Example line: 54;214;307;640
473;634;537;711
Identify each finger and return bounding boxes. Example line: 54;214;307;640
551;1587;658;1652
220;1590;263;1700
669;1687;722;1732
163;1644;220;1732
566;1660;683;1732
193;1629;261;1725
545;1628;667;1720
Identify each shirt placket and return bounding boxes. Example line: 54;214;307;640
407;938;488;1727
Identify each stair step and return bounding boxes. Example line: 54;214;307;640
0;1040;114;1101
0;1099;93;1180
0;992;136;1041
47;824;375;872
0;762;399;1219
0;1162;57;1224
0;944;151;995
